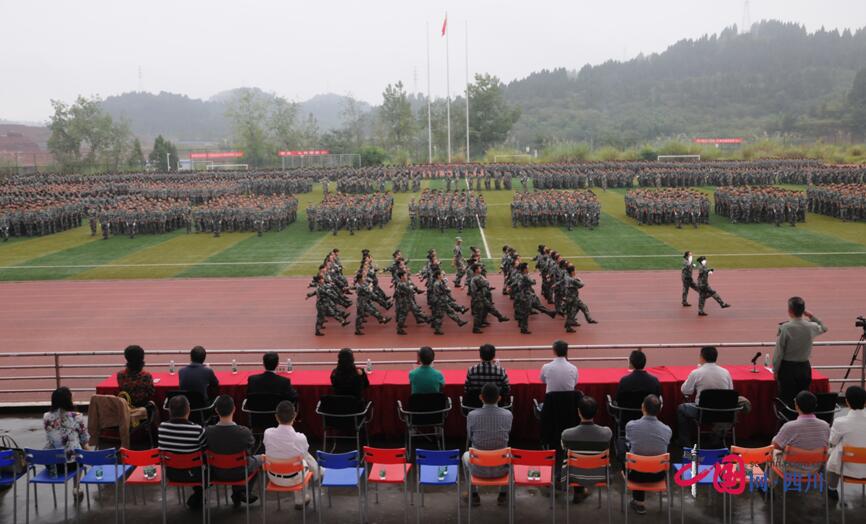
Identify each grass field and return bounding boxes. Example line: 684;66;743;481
2;180;866;281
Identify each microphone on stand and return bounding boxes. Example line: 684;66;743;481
750;352;762;374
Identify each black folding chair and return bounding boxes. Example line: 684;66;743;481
607;392;660;461
241;393;285;451
693;389;742;449
316;395;373;453
397;393;452;458
163;390;215;426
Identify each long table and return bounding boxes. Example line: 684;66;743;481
96;365;828;441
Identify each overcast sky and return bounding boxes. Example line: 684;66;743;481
1;0;864;123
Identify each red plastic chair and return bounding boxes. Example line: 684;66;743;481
622;453;671;524
565;449;612;524
261;456;317;524
771;446;830;524
730;445;774;524
510;449;555;523
205;450;259;524
160;450;207;524
363;447;412;523
120;448;163;524
465;448;511;524
840;445;866;524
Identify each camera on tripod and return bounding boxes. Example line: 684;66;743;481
856;316;866;330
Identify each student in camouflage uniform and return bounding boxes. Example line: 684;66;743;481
468;264;509;333
681;251;699;307
561;265;597;332
353;273;391;335
512;262;556;334
429;270;468;335
306;274;351;336
393;271;430;335
695;256;731;316
453;237;467;288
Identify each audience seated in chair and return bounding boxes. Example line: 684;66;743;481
464;344;510;403
677;346;751;446
625;394;671;515
464;383;512;507
157;395;206;510
179;345;219;403
561;395;612;503
43;386;90;501
247;351;298;402
826;386;866;500
116;344;155;409
772;390;830;473
540;339;578;394
262;400;320;509
205;394;260;507
330;347;370;399
616;350;661;401
409;346;444;394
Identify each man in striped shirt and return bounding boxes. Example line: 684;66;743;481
158;395;207;510
464;344;510;404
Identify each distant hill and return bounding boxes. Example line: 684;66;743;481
503;21;866;146
100;90;370;144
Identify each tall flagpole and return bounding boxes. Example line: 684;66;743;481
426;22;432;164
445;13;452;163
465;20;470;163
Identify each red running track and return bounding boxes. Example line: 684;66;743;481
0;268;864;401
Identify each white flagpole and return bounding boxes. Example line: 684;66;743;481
465;20;470;163
445;13;452;164
426;22;432;164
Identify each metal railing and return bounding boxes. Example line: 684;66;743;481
0;340;862;399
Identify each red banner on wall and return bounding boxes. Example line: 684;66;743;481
692;138;743;145
189;151;244;159
278;150;330;157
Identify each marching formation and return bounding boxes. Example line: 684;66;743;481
306;193;394;235
409;189;487;232
624;188;710;227
714;187;806;225
192;195;298;237
806;184;866;221
511;190;600;229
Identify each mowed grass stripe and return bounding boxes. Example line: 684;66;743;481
0;232;173;281
563;211;677;270
0;224;96;267
75;231;253;279
480;186;601;271
179;191;329;278
596;189;811;268
799;213;866;249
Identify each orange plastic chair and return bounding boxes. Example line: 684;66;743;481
466;448;511;524
730;445;774;524
565;449;611;524
120;448;163;524
771;446;829;524
510;449;555;523
840;445;866;524
362;447;412;523
160;450;207;524
205;450;259;524
622;453;671;524
261;456;317;524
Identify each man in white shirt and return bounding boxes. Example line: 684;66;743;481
827;386;866;501
676;346;733;446
540;339;578;394
262;401;320;509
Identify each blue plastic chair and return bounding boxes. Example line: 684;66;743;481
0;449;27;524
75;448;132;524
25;448;79;524
674;447;729;524
415;449;461;524
316;450;365;524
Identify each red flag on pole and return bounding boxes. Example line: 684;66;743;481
441;14;447;36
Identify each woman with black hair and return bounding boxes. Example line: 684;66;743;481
330;348;369;398
116;345;155;408
43;386;90;486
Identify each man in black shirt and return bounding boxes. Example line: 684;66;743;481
205;395;259;507
179;345;219;402
247;352;298;402
615;350;662;403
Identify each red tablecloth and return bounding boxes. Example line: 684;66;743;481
96;365;828;441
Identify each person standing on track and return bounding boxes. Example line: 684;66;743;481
453;237;467;288
681;251;699;307
695;256;731;316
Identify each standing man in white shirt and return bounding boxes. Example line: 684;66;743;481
262;401;320;509
676;346;734;446
540;339;578;393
